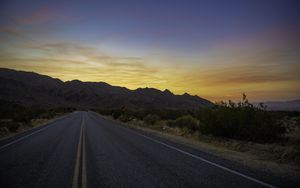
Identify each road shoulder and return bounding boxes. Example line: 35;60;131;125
93;112;300;186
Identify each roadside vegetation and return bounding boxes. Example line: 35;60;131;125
94;94;300;164
197;94;285;142
0;100;74;139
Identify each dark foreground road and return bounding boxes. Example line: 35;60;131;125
0;111;297;188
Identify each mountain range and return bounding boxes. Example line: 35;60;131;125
262;100;300;111
0;68;212;109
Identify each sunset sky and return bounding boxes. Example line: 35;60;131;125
0;0;299;102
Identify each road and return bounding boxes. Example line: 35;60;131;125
0;111;294;188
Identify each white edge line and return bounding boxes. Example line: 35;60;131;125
133;132;276;188
0;114;69;151
91;112;277;188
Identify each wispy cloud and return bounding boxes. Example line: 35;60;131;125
0;41;163;89
0;6;62;43
14;7;58;25
0;36;300;103
0;27;299;102
0;26;20;35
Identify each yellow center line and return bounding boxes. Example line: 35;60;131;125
72;115;87;188
82;118;87;188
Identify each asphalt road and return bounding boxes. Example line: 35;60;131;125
0;111;296;188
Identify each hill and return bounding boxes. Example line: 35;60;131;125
0;68;212;109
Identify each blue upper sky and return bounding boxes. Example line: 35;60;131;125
1;0;299;54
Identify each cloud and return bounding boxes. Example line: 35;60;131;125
0;6;62;40
14;7;58;25
1;38;299;102
22;41;155;70
1;35;299;102
0;41;163;89
161;44;300;101
0;26;20;35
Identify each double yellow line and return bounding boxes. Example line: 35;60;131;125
72;116;87;188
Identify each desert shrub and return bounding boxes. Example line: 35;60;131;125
132;109;148;120
4;121;20;132
170;115;199;131
143;114;160;125
0;100;75;124
154;109;190;120
112;109;122;119
118;114;132;122
92;107;193;122
13;111;33;123
166;120;175;127
11;108;50;123
197;94;286;142
93;109;113;116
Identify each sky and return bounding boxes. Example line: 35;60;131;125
0;0;299;102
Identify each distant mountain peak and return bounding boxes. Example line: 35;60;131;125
182;92;190;97
163;89;172;94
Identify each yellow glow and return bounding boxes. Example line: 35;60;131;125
0;41;299;102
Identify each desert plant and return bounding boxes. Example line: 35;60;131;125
112;109;122;119
197;94;286;142
118;114;132;122
143;114;160;125
5;121;20;132
171;115;199;131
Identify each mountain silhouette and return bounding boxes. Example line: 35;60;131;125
0;68;212;109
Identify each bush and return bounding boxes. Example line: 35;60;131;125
132;109;148;120
112;110;122;119
4;121;20;132
197;94;286;142
152;109;190;120
170;115;199;131
143;114;160;125
119;114;132;122
0;100;75;125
